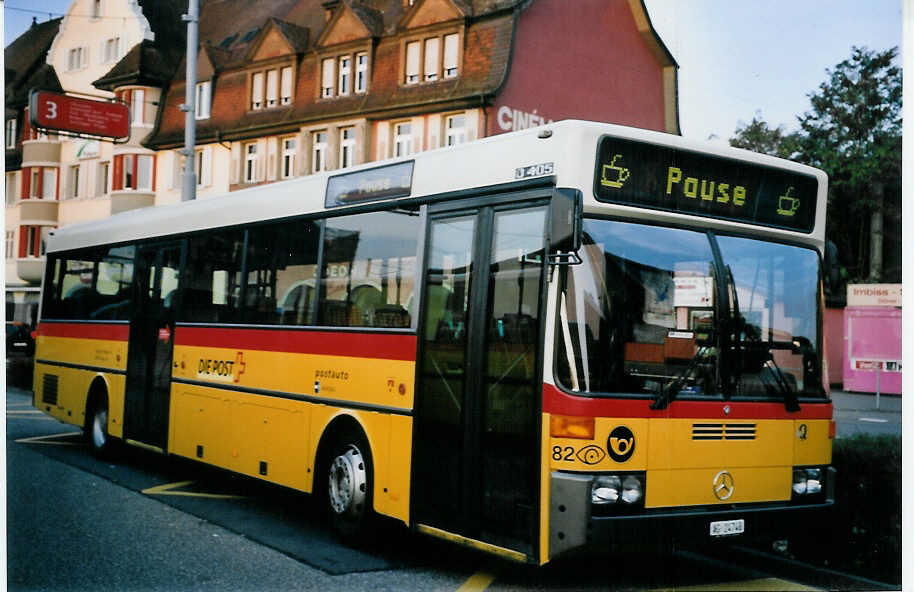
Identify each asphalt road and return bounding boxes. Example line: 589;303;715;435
5;385;894;591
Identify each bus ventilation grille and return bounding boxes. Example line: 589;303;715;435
692;423;756;441
42;374;59;406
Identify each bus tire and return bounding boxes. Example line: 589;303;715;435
324;428;374;539
85;388;111;457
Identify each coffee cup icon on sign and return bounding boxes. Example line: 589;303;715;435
601;154;631;189
777;187;800;216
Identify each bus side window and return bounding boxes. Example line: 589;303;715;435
318;211;419;329
245;219;320;326
182;232;245;324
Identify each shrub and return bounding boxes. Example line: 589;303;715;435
791;433;901;584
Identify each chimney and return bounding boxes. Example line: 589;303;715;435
322;0;341;21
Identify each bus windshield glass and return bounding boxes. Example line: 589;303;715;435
555;218;825;402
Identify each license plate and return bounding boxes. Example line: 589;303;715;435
709;519;744;537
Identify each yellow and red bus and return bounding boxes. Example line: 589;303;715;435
32;120;833;563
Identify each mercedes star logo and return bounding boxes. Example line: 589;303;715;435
713;470;735;501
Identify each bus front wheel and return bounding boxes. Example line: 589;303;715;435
324;432;373;538
85;396;111;456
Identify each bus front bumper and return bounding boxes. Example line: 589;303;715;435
549;470;835;559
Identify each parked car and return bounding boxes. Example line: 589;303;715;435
6;322;35;357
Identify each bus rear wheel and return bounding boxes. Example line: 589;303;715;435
324;433;373;538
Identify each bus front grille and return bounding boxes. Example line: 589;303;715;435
692;423;756;441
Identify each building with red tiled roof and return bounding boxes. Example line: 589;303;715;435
146;0;678;203
4;0;185;326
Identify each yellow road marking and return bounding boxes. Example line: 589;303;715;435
142;480;246;500
15;432;83;445
457;571;496;592
649;577;819;591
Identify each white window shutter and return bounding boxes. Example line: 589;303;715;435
424;37;439;78
405;42;420;81
203;147;213;187
444;34;459;75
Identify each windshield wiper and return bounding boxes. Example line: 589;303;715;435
651;345;710;410
724;264;800;412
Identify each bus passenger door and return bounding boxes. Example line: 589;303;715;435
124;242;183;450
414;202;547;559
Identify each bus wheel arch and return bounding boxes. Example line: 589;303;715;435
84;376;111;456
314;415;375;538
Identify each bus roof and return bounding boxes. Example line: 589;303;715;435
46;120;827;254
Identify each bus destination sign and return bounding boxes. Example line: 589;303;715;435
325;161;414;207
29;90;130;141
593;136;818;232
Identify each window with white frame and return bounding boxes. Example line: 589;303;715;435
97;161;110;196
446;114;466;146
29;170;39;198
340;128;355;169
338;56;351;96
321;59;335;98
404;33;460;84
281;137;296;179
195;148;212;187
131;89;144;124
444;33;459;78
195;81;211;119
68;165;80;199
42;168;56;199
280;66;293;105
245;143;258;182
266;69;279;108
123;155;134;188
137;155;153;190
424;38;439;81
91;0;101;19
102;37;121;63
67;47;88;71
405;41;420;84
355;53;368;93
312;131;327;173
5;231;15;259
394;122;412;157
251;72;264;109
5;119;16;149
6;173;17;204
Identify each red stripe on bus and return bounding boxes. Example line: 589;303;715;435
37;322;130;341
542;383;833;420
174;326;417;361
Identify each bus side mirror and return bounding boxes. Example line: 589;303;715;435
548;188;583;265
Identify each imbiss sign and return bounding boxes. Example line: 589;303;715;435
846;284;902;307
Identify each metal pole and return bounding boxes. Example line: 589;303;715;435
875;366;881;410
181;0;199;201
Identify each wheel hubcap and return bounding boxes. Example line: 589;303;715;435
92;408;108;449
328;445;366;517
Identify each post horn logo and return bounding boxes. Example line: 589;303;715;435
712;470;735;501
607;425;635;463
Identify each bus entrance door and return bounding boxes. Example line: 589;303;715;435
124;242;183;451
415;202;547;560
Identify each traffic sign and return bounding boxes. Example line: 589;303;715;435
29;90;129;141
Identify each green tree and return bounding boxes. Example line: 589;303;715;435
797;46;902;282
730;111;800;159
730;47;902;285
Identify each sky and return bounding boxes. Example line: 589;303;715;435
3;0;905;142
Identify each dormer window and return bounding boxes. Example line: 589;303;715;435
250;66;293;111
319;51;368;98
403;32;460;85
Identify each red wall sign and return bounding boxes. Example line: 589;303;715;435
29;90;129;140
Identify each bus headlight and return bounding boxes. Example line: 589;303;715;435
621;475;643;504
792;467;824;497
592;476;621;505
590;473;645;511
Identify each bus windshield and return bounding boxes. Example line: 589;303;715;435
555;218;825;402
